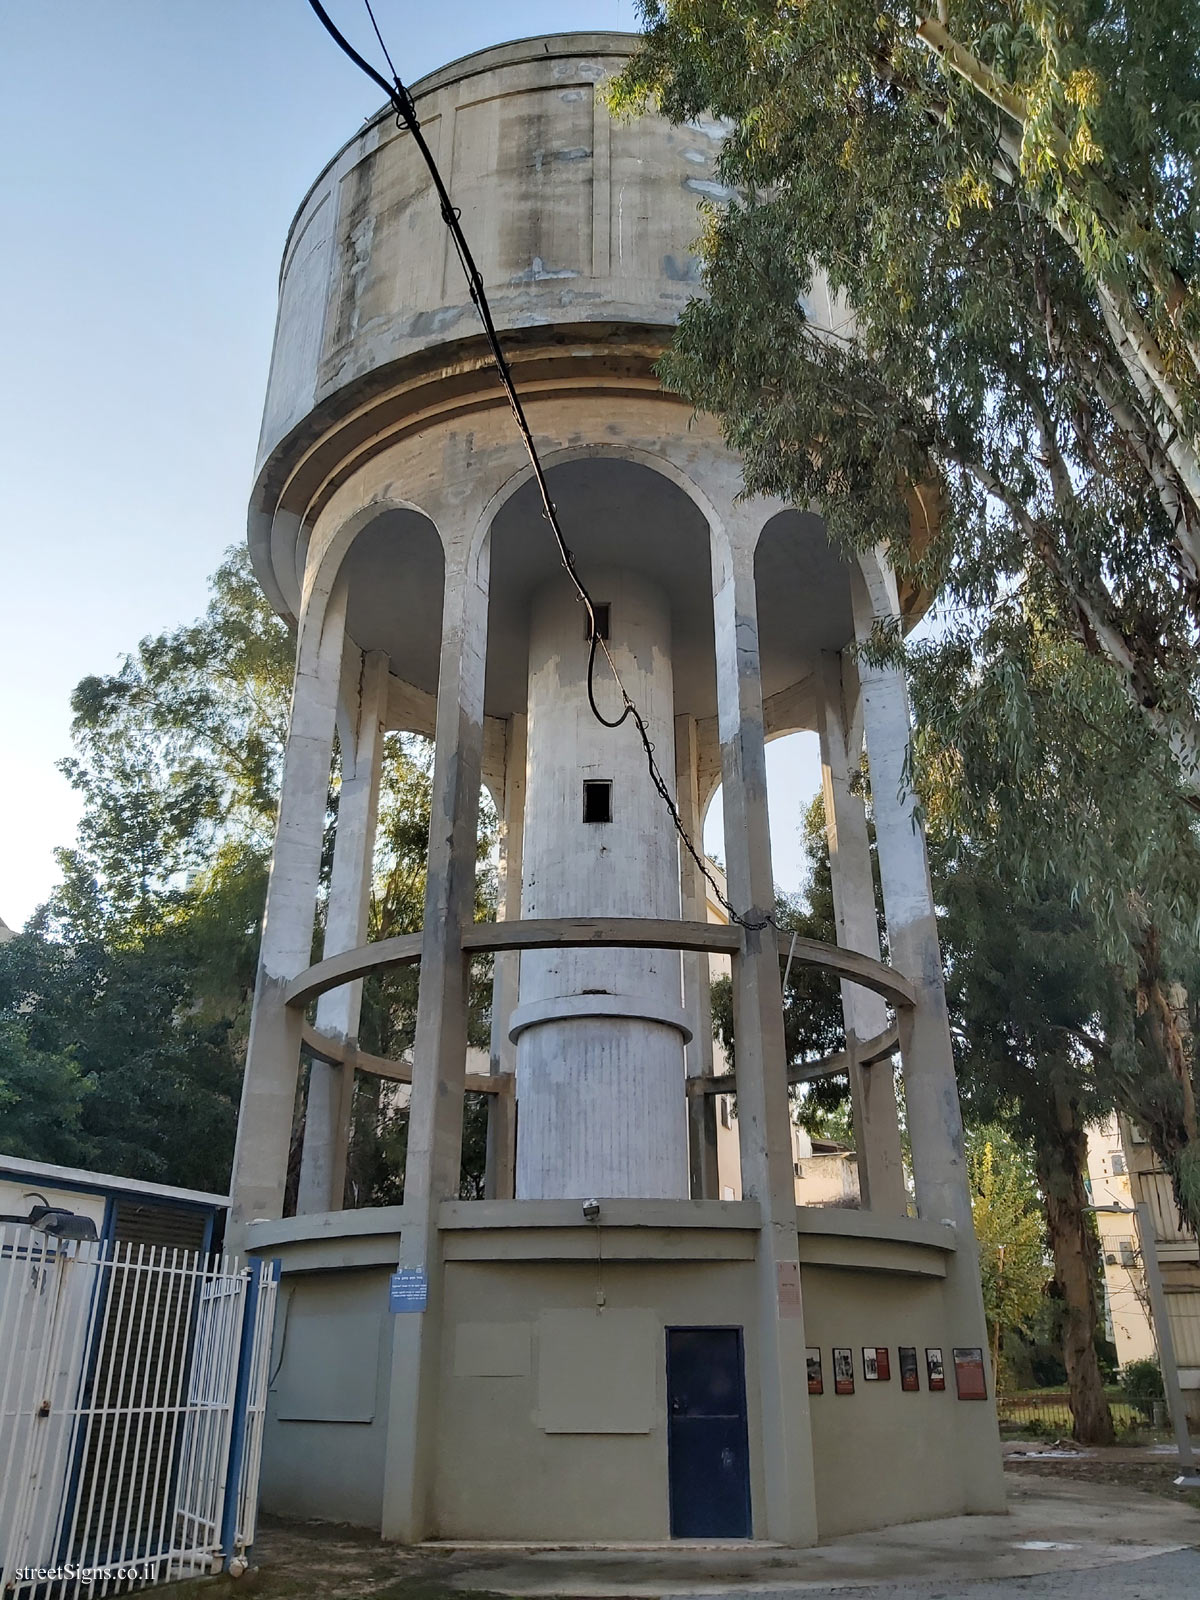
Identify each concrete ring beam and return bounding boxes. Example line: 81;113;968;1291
775;927;916;1009
284;918;914;1016
299;1021;509;1095
692;1022;901;1097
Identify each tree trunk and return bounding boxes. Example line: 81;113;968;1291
1037;1083;1116;1445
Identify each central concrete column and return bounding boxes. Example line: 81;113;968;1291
297;647;389;1215
713;524;818;1546
513;569;689;1200
229;576;348;1236
853;552;1005;1513
817;651;907;1216
382;544;489;1542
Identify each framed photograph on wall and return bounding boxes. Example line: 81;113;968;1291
833;1347;855;1395
862;1347;890;1380
806;1348;823;1395
926;1347;946;1391
898;1346;920;1391
953;1347;988;1400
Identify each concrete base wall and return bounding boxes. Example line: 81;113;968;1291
248;1204;1002;1540
258;1266;393;1528
801;1265;989;1538
434;1257;765;1539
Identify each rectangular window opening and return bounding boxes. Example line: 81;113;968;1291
583;779;613;824
587;603;610;641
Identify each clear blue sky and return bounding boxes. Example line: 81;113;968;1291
0;0;820;929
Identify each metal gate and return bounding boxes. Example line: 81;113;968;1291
0;1226;277;1597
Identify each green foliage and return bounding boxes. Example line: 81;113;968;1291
1119;1356;1165;1420
710;795;851;1134
967;1126;1048;1386
0;932;241;1191
344;733;497;1206
0;1012;91;1168
5;537;501;1206
613;0;1200;799
48;547;292;947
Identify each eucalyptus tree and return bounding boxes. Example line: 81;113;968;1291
936;848;1118;1440
612;0;1200;793
913;621;1200;1239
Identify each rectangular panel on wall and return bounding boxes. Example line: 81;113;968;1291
449;87;594;293
323;120;445;368
537;1308;655;1432
275;1305;382;1422
454;1321;532;1377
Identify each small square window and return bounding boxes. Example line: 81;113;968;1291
586;603;610;641
1111;1151;1126;1176
583;779;613;824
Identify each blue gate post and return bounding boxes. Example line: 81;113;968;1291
220;1258;280;1571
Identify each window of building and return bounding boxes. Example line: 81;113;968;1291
586;603;610;641
582;780;613;824
1111;1151;1127;1176
793;1162;804;1179
719;1097;731;1129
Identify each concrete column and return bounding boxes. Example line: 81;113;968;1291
817;652;907;1215
229;578;348;1234
514;570;688;1200
713;528;818;1546
853;552;1005;1512
382;546;489;1542
484;712;526;1199
297;648;389;1215
676;712;719;1199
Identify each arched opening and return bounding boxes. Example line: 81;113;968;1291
482;454;718;1200
297;507;461;1213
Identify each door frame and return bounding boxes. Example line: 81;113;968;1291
664;1324;753;1540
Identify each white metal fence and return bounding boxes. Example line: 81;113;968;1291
0;1227;277;1598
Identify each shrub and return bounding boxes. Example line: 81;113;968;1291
1119;1358;1164;1421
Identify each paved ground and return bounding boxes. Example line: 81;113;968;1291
435;1478;1200;1598
163;1465;1200;1600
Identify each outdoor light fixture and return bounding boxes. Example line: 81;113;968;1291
0;1192;99;1242
582;1199;600;1223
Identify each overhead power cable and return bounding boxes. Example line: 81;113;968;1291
305;0;773;934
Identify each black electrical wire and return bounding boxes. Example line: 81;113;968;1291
305;0;772;934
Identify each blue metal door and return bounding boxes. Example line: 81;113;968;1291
666;1327;751;1538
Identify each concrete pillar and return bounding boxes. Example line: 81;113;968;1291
229;578;348;1234
713;528;818;1546
297;648;389;1215
817;652;907;1216
484;712;526;1199
676;712;719;1200
514;570;689;1200
852;553;1006;1512
382;547;489;1542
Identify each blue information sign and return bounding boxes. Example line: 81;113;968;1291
389;1269;428;1313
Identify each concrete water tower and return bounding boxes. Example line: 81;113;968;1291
233;32;1004;1545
